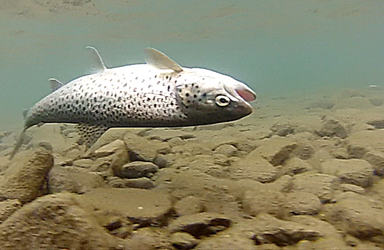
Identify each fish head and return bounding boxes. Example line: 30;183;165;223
175;68;256;125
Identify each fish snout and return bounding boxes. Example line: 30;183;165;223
234;98;253;117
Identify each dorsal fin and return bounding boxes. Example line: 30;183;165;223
86;46;107;72
145;48;183;73
22;109;29;119
48;78;64;92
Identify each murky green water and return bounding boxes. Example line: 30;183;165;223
1;0;384;130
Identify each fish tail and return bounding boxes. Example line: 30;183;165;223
9;128;27;160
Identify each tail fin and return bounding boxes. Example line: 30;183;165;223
9;128;27;160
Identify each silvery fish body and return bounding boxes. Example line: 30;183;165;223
11;47;256;158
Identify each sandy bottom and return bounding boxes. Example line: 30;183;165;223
1;87;384;249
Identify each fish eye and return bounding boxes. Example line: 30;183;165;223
215;95;230;107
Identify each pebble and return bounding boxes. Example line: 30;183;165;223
170;232;198;250
114;161;158;179
168;212;231;237
213;144;238;157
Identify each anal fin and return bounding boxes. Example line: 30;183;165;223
76;124;109;148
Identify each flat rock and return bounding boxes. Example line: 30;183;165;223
78;188;172;225
48;166;105;194
281;157;312;176
72;158;95;168
107;176;155;189
124;132;171;162
292;173;339;202
155;169;242;216
26;124;79;155
333;96;372;110
307;99;335;110
0;149;53;203
284;191;322;215
339;183;365;194
348;130;384;154
364;151;384;176
88;139;129;174
250;137;297;166
289;215;348;249
125;227;172;250
91;128;130;149
114;161;158;178
0;193;123;249
230;156;279;183
242;187;287;217
168;212;231;237
251;213;322;246
144;128;195;142
316;118;348;139
174;196;204;216
195;234;255;250
270;122;295;136
0;199;22;223
123;177;155;189
323;192;384;238
321;159;374;187
92;139;127;158
292;140;315;160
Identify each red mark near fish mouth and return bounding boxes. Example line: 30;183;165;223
236;89;256;102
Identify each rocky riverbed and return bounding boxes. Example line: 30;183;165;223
1;87;384;249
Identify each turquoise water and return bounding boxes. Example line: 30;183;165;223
1;0;384;130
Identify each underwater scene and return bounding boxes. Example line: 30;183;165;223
1;0;384;249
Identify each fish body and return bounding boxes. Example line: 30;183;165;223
12;47;256;158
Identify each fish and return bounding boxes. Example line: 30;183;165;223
10;47;256;159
